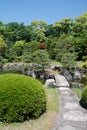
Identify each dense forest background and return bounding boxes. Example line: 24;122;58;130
0;12;87;66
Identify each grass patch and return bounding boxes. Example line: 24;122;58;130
71;88;82;99
50;60;62;66
76;61;83;68
0;88;59;130
46;88;59;112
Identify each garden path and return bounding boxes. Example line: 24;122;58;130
52;87;87;130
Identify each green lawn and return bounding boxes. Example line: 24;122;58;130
71;88;82;99
46;88;59;112
0;88;59;130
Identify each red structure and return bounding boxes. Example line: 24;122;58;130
39;43;46;49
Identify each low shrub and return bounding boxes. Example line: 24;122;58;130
0;74;46;123
80;74;87;86
80;86;87;109
3;69;22;74
82;61;87;68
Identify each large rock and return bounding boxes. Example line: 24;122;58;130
44;79;55;88
44;74;69;88
73;70;81;80
63;69;72;81
54;74;70;87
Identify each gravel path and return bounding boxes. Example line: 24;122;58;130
52;87;87;130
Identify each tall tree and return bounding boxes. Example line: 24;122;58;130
55;34;77;67
73;12;87;60
13;40;25;56
31;20;47;42
33;50;50;73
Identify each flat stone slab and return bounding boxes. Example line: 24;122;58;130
58;87;70;91
55;74;70;87
58;125;76;130
59;90;75;97
63;110;87;121
64;102;80;109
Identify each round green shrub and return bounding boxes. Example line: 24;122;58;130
0;74;46;123
80;86;87;109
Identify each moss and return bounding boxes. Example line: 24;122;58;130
0;74;46;123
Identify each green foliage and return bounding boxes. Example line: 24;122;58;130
0;74;46;122
75;36;87;60
31;20;47;42
72;88;82;99
0;56;3;62
80;74;87;86
5;48;17;62
3;69;22;74
73;12;87;60
0;36;6;56
13;40;25;56
55;35;77;67
33;50;50;70
1;58;8;63
80;86;87;109
82;61;87;68
61;52;77;67
47;38;57;59
0;12;87;61
82;56;87;61
22;52;32;63
25;40;39;53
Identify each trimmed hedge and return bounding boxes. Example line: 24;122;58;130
0;74;46;123
80;86;87;109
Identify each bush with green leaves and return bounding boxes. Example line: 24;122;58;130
82;61;87;68
80;74;87;86
80;86;87;109
0;74;46;123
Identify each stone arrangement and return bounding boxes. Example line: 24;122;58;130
2;63;87;91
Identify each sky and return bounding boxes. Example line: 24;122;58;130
0;0;87;25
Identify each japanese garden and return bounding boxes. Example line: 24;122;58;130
0;12;87;130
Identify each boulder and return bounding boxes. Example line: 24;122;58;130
54;74;70;87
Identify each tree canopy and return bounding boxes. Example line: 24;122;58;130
0;12;87;66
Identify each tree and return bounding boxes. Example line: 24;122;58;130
22;52;32;63
4;22;20;43
55;34;77;67
0;36;6;57
58;18;73;35
72;12;87;60
21;40;39;63
31;20;48;42
33;50;50;73
6;48;17;62
24;40;39;53
13;40;25;56
0;21;4;35
61;52;77;67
